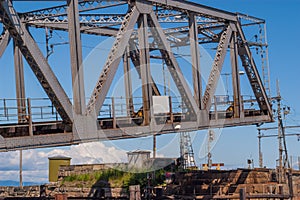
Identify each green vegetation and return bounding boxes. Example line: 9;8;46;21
61;168;167;189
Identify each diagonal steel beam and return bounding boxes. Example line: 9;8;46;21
202;25;233;111
236;22;272;116
0;29;10;57
148;11;199;119
0;0;73;124
86;7;140;115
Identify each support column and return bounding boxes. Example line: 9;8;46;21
19;150;23;189
189;13;202;110
258;129;263;168
230;31;243;118
14;41;26;123
239;188;246;200
67;0;86;115
153;133;156;158
138;14;152;125
123;46;134;118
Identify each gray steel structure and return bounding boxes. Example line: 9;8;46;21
0;0;273;151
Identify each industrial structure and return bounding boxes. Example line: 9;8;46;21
0;0;272;151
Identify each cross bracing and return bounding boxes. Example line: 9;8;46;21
0;0;272;151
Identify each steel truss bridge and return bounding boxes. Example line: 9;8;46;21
0;0;273;151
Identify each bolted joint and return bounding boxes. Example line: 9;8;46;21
135;0;152;14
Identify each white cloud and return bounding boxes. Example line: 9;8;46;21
0;142;127;183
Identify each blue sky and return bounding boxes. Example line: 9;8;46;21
0;0;300;183
197;0;300;166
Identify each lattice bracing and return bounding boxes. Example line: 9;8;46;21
0;0;273;151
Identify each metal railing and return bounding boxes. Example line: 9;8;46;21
0;95;266;124
0;98;59;123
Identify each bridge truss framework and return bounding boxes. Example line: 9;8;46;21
0;0;273;151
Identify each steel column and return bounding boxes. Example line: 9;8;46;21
189;13;203;110
67;0;86;115
230;30;243;118
13;41;26;123
128;39;160;96
138;14;153;125
123;47;134;118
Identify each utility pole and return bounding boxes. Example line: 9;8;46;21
19;150;23;189
276;80;284;183
153;133;156;158
207;130;214;169
258;129;263;168
258;81;293;181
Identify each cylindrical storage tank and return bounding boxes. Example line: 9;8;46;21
48;156;71;182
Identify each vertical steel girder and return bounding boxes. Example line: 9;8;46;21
189;13;203;110
86;7;140;115
0;29;10;57
202;25;233;111
128;40;161;96
230;30;243;118
67;0;86;115
13;41;27;123
148;12;199;119
123;47;134;117
138;13;153;125
0;0;73;124
236;22;272;115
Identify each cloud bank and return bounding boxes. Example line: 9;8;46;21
0;142;128;183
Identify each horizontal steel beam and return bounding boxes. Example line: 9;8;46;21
0;114;271;151
29;22;119;36
21;0;127;22
24;13;219;24
148;0;237;21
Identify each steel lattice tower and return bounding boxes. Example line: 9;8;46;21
180;132;196;170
